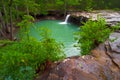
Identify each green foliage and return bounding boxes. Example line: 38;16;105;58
112;23;120;31
79;0;93;11
0;36;65;80
17;15;34;40
0;40;34;80
0;45;35;80
39;27;51;40
38;27;65;61
75;17;111;55
0;15;65;80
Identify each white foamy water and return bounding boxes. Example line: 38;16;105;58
59;14;70;24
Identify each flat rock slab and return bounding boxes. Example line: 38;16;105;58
109;32;120;53
70;10;120;26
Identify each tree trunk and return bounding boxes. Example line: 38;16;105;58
64;0;67;17
26;5;29;15
3;4;9;33
9;0;13;40
15;5;19;20
0;10;6;34
0;29;7;39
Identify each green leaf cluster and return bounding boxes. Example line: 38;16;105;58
75;17;111;55
111;22;120;31
17;15;35;40
0;15;65;80
0;37;65;80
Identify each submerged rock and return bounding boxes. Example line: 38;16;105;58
35;32;120;80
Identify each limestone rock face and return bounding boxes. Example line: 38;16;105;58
36;32;120;80
70;10;120;26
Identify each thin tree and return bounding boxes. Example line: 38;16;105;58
2;0;9;33
9;0;13;40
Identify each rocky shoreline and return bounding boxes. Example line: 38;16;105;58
36;31;120;80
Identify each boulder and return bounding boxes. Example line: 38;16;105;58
35;32;120;80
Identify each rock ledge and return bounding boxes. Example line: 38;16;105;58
36;32;120;80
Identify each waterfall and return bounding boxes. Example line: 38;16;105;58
64;14;70;23
59;14;70;24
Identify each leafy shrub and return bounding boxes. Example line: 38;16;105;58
75;17;111;55
112;22;120;31
0;48;35;80
0;15;65;80
0;36;65;80
17;15;35;40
